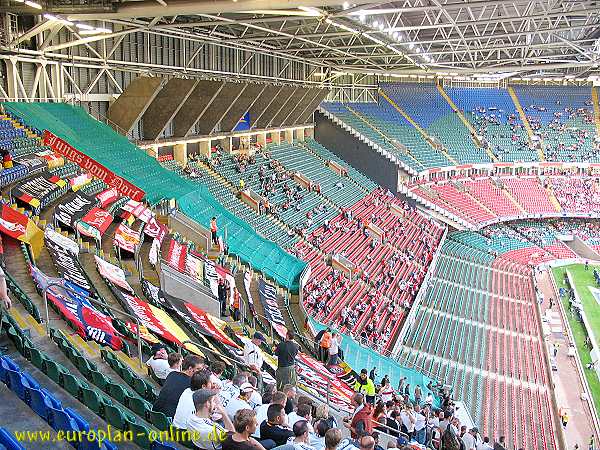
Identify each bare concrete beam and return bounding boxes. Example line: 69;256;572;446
298;88;329;124
142;78;198;140
256;86;295;129
221;83;266;132
284;88;322;126
250;85;283;129
196;82;246;135
282;88;313;126
172;80;224;138
269;87;308;128
107;76;164;134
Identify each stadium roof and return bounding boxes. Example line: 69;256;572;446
10;0;600;77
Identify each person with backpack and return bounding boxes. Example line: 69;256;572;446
442;418;462;450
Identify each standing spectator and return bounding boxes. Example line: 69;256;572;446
218;278;227;316
274;331;299;390
379;378;394;403
425;392;434;407
231;288;241;321
319;329;332;363
210;217;218;246
343;393;373;439
477;437;493;450
353;369;376;404
222;409;266;450
328;332;342;366
187;389;234;450
414;385;422;405
462;427;480;450
243;332;265;390
172;371;211;429
562;410;569;429
413;404;427;445
493;436;507;450
369;367;377;383
400;403;416;439
153;355;205;418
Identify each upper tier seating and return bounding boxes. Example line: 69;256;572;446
2;102;305;290
513;85;600;162
446;87;536;162
380;83;492;164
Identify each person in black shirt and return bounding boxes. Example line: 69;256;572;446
260;404;294;446
274;330;299;390
153;354;205;418
223;409;266;450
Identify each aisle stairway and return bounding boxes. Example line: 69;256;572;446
507;86;538;150
436;84;482;148
592;86;600;137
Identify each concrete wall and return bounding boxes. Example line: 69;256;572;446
315;111;398;193
196;82;246;135
142;78;197;140
172;80;224;137
221;84;265;132
107;76;164;133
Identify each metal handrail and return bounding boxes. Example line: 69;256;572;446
179;338;252;372
42;281;144;367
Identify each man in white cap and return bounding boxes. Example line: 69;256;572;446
243;332;265;391
225;382;256;420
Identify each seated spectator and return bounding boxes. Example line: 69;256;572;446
222;409;267;450
313;404;337;430
146;344;171;381
324;429;342;450
260;404;294;446
247;375;262;409
220;373;249;409
226;383;257;420
153;355;205;418
372;432;384;450
187;389;234;450
210;361;226;389
287;404;313;432
311;419;332;450
172;371;211;429
254;391;288;438
283;385;297;415
287;420;315;450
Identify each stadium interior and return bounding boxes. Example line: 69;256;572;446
0;1;600;450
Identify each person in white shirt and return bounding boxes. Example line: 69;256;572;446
413;404;427;445
243;332;266;390
225;382;255;420
219;373;248;409
462;427;481;450
247;375;262;409
187;389;234;450
425;392;434;406
287;404;314;432
210;361;226;390
327;332;342;365
172;371;211;429
400;405;416;438
146;344;172;380
287;420;316;450
477;436;494;450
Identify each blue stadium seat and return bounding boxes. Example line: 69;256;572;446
151;441;179;450
24;386;52;420
0;427;25;450
48;405;80;434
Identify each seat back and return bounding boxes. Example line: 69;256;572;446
24;386;51;421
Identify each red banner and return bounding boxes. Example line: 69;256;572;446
144;216;167;242
81;208;113;235
96;188;119;208
114;223;140;253
43;131;145;201
166;240;187;272
0;203;28;240
183;303;239;348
